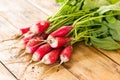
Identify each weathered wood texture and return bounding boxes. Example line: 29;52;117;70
0;0;120;80
0;61;17;80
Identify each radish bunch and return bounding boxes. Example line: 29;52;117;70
6;20;73;65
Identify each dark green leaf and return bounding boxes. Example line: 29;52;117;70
91;36;120;50
107;20;120;41
92;24;109;38
82;0;110;10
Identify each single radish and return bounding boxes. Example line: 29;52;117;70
19;27;30;35
47;26;73;40
25;35;44;54
30;20;50;34
32;43;52;61
0;27;30;43
41;48;62;64
60;45;73;63
48;37;72;48
18;35;44;58
19;31;35;49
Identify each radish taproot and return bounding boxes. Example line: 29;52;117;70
47;26;73;40
40;48;62;64
0;27;30;43
32;43;52;61
60;45;73;63
30;20;50;34
48;37;72;48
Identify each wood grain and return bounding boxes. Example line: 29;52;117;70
63;43;120;80
0;62;17;80
0;0;47;28
27;0;59;16
97;48;120;64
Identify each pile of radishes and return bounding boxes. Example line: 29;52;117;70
10;20;73;65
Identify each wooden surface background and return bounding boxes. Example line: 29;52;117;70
0;0;120;80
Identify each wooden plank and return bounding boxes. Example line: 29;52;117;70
29;0;120;65
96;49;120;64
0;0;47;29
27;0;59;16
0;16;17;41
0;62;17;80
63;43;120;80
0;0;79;80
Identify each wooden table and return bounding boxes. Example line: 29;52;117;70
0;0;120;80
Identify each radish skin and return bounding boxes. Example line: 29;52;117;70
25;35;44;54
30;20;50;34
60;45;73;63
19;27;30;35
19;32;35;49
41;48;62;64
47;26;72;40
48;37;72;48
32;44;52;61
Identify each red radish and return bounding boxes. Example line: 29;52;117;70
19;27;30;35
30;20;50;34
41;32;49;39
48;37;72;48
41;48;62;64
60;45;73;63
19;31;35;49
47;26;73;40
32;44;52;61
25;35;44;54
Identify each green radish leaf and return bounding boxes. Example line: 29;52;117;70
91;36;120;50
106;16;116;23
82;0;110;10
92;24;109;38
107;0;120;4
107;20;120;41
55;0;65;4
97;2;120;14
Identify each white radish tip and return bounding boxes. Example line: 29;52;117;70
30;24;38;34
41;54;51;64
60;55;69;63
32;52;40;61
48;37;57;48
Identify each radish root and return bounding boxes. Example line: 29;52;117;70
40;62;63;80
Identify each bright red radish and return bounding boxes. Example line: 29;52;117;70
41;48;62;64
47;26;72;40
48;37;72;48
32;44;52;61
60;45;73;63
30;20;50;34
25;35;44;54
19;27;30;35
